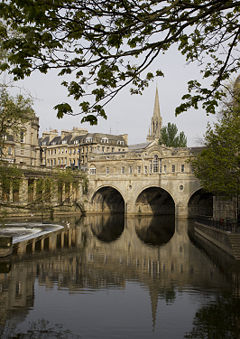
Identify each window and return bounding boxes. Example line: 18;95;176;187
121;166;125;174
172;164;175;173
112;147;114;152
102;146;105;152
129;166;133;174
89;167;96;175
144;166;148;174
86;137;93;143
163;165;167;173
137;166;141;174
153;155;159;173
106;167;109;174
8;147;12;155
20;131;24;143
181;164;185;172
101;137;108;143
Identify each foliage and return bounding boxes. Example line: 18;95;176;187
0;165;22;196
0;86;34;157
185;294;240;339
159;122;187;147
1;1;240;123
190;91;240;198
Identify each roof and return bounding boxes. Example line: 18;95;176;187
128;142;152;150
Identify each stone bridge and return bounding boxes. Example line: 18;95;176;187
85;143;213;218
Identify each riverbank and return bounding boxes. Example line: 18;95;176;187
194;221;240;260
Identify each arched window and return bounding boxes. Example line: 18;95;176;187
153;155;159;173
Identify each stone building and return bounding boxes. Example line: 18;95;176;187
40;127;128;169
1;113;40;166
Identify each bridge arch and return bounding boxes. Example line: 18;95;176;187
188;188;213;218
135;186;175;215
91;185;125;213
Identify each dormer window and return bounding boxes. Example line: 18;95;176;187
86;137;93;143
101;137;108;143
117;140;124;145
62;140;67;144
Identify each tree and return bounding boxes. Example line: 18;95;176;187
190;89;240;200
0;86;34;159
0;1;240;124
159;122;187;147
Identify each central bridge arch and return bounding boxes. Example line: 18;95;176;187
135;186;175;215
91;186;125;213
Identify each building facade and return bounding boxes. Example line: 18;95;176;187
1;113;40;167
40;127;128;169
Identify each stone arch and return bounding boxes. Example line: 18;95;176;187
91;185;125;213
188;188;213;218
135;186;175;215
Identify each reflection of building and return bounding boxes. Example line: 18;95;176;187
39;127;128;168
2;113;40;166
1;216;236;335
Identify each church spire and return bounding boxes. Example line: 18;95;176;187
153;87;161;119
147;87;162;142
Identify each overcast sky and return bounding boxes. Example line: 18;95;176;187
8;46;220;146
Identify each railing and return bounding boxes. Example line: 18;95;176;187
196;216;240;233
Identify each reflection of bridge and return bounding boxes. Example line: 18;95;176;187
86;143;213;218
1;215;238;335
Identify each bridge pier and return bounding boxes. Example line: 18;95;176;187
175;203;189;219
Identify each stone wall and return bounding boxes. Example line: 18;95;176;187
213;196;238;221
0;165;85;218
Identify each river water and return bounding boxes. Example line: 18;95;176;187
0;215;240;338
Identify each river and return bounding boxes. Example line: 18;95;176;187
0;215;240;338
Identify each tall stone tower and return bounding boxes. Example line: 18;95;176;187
147;87;162;142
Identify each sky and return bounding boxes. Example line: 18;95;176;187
8;46;219;147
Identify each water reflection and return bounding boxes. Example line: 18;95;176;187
135;215;175;246
90;214;124;242
0;215;240;338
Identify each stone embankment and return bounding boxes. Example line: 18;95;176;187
194;222;240;260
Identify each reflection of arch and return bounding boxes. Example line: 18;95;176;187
135;215;175;246
91;214;124;242
188;188;213;218
136;186;175;215
91;186;125;213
